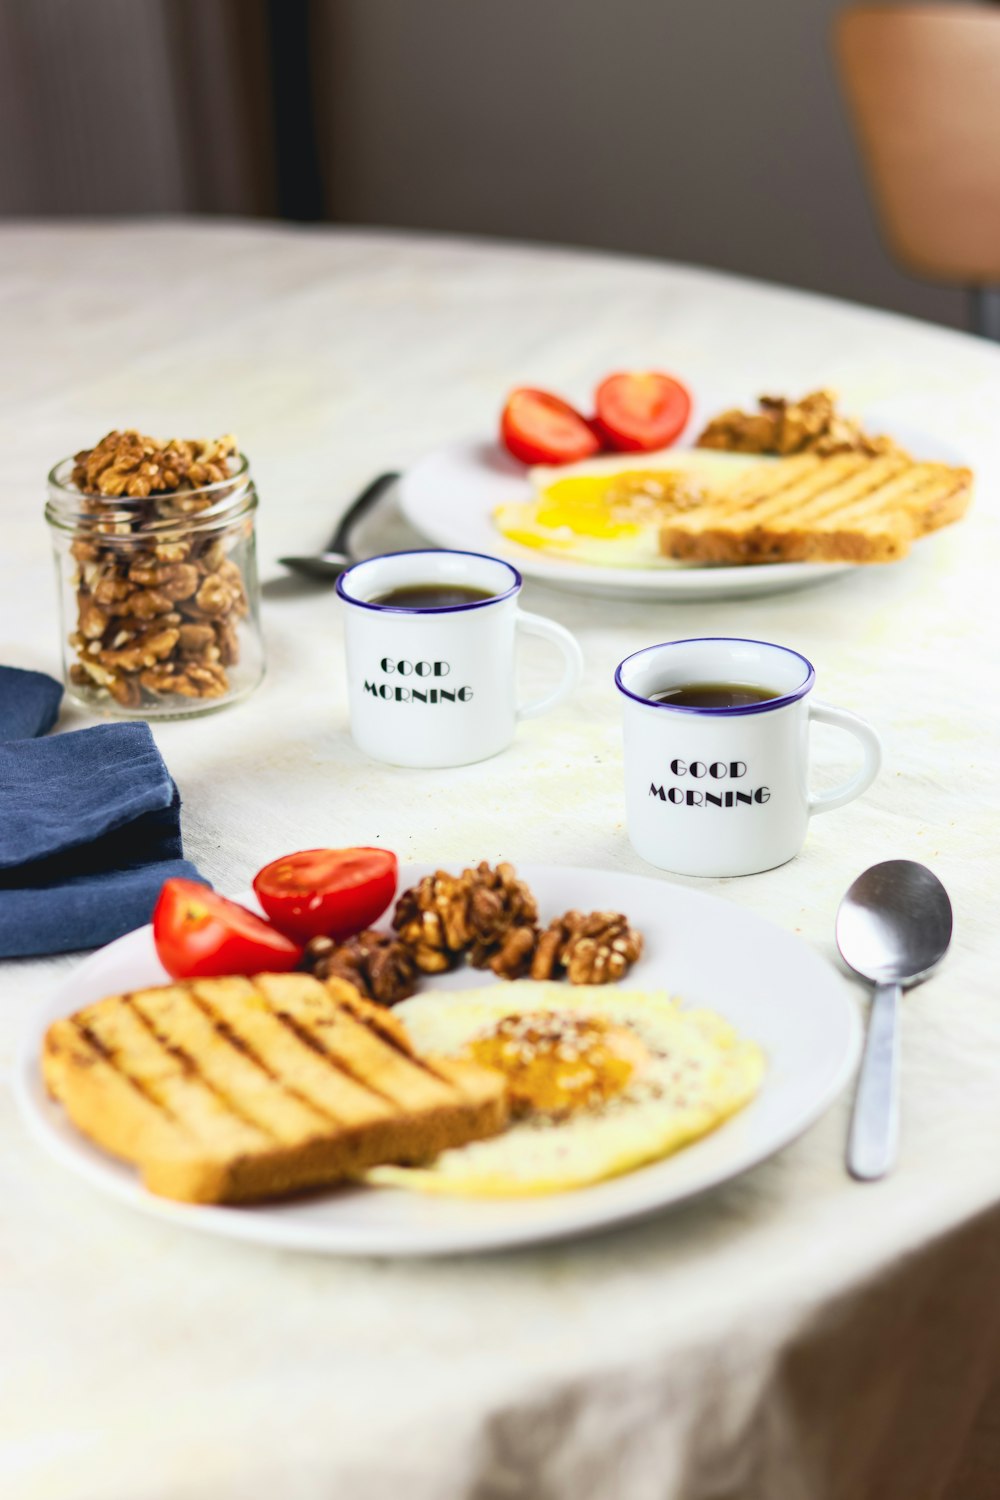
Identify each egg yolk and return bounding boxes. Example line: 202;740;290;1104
495;471;709;552
536;473;706;533
465;1011;650;1118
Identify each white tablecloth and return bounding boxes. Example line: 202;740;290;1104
2;222;999;1500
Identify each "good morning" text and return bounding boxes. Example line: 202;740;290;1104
363;657;474;705
649;757;770;807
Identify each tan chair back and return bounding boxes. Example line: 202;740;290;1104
834;5;1000;284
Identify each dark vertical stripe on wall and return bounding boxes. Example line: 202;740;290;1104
265;0;325;221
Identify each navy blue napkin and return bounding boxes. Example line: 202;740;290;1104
0;671;206;958
0;665;63;741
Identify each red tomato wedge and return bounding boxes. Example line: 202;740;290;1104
253;847;398;943
500;388;603;466
593;371;692;452
153;879;302;980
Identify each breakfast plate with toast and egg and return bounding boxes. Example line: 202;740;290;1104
18;854;860;1256
399;378;973;601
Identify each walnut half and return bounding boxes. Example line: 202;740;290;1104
302;930;417;1006
531;911;643;986
392;861;538;974
472;921;538;980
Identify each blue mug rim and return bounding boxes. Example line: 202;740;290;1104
614;637;816;716
335;548;523;614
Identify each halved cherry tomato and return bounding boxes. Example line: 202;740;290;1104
153;879;302;980
593;371;692;452
500;388;603;466
253;847;398;943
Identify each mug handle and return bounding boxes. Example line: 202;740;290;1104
515;609;584;719
807;701;882;815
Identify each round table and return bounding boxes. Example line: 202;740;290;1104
2;222;999;1500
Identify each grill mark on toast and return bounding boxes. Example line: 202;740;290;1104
914;473;971;533
748;455;872;520
189;977;396;1128
273;1008;402;1108
668;456;858;531
254;973;463;1109
123;993;281;1143
659;454;971;564
814;466;961;530
297;983;494;1104
812;468;934;527
77;1000;269;1154
716;452;820;504
333;988;416;1049
74;1019;180;1123
362;1027;479;1096
331;985;467;1089
715;455;879;529
189;989;347;1129
764;457;910;526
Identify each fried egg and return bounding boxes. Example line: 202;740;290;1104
367;983;764;1197
493;449;768;568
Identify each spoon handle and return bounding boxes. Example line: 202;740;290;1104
325;471;400;557
847;980;900;1181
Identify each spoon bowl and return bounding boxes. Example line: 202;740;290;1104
836;858;953;986
277;549;351;582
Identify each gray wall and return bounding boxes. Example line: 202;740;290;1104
0;0;973;330
314;0;967;329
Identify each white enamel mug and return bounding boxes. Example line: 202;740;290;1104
616;637;882;877
336;549;583;768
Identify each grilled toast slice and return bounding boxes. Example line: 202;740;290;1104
659;452;972;564
42;973;508;1204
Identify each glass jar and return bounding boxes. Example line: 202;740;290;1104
45;453;265;719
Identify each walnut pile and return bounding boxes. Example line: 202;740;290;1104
71;430;237;502
696;390;905;460
301;862;644;1007
531;910;643;985
391;862;643;987
64;430;248;709
392;861;539;976
302;930;417;1007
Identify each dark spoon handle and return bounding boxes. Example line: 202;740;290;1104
326;471;400;558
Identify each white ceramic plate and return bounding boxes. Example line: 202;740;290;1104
398;440;854;601
398;415;965;602
16;864;861;1257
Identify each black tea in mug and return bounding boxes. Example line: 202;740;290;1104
648;681;780;710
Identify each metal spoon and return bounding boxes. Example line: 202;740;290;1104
278;471;400;581
837;859;953;1181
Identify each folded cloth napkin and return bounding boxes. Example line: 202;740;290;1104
0;671;206;958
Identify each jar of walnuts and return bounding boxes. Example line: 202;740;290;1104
45;429;265;718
